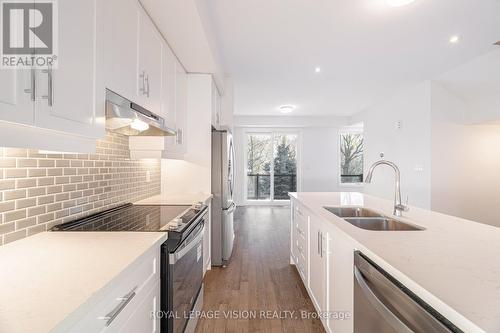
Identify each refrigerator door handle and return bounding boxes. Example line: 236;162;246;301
224;202;236;214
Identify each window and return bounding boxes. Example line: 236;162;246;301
340;131;364;184
246;132;298;202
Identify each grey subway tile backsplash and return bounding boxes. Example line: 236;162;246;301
0;132;161;245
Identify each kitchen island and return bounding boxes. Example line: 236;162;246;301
290;192;500;333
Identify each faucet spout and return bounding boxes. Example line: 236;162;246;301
364;160;408;217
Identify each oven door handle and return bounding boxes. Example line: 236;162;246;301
170;225;205;264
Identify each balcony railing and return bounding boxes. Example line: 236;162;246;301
247;173;296;200
340;174;363;183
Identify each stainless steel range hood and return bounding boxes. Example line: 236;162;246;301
105;89;176;136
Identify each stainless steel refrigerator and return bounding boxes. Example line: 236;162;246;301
211;128;236;266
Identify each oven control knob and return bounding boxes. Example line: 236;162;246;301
194;202;204;210
168;224;178;231
172;218;182;226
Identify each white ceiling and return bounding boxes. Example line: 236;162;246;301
203;0;500;116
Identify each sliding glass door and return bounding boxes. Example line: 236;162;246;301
245;131;298;202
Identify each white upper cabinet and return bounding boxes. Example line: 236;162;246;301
211;81;222;128
103;0;138;101
0;0;104;147
137;8;162;115
0;69;34;125
35;0;104;139
159;58;187;159
161;42;177;129
103;0;162;116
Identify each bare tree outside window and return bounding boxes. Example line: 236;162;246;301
340;132;364;184
246;133;297;200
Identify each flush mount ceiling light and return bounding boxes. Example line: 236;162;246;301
449;35;460;44
279;105;295;114
315;67;321;73
386;0;416;7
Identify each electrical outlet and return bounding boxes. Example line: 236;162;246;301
413;165;424;172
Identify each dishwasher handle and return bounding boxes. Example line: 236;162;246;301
354;252;459;333
354;266;413;333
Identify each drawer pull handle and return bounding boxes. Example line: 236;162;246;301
99;287;137;326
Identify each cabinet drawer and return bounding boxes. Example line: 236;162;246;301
69;247;160;332
296;247;308;283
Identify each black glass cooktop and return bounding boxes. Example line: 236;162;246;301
51;204;194;232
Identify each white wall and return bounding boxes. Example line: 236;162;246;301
221;76;234;129
162;74;212;195
431;82;500;226
351;51;500;226
434;49;500;125
233;116;358;205
352;82;432;209
301;127;342;192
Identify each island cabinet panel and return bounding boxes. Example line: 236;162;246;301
290;197;354;333
292;200;310;284
328;225;355;333
308;215;330;314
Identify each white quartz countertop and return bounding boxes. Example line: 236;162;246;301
290;192;500;333
0;231;166;333
134;193;213;206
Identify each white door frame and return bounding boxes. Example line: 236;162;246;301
242;128;302;206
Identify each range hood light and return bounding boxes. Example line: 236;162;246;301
105;89;176;137
130;119;150;132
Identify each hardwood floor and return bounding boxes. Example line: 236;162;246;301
195;206;325;333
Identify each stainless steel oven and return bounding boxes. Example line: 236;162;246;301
162;211;206;333
354;252;462;333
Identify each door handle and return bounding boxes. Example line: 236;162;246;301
41;66;53;106
320;232;323;258
98;287;137;327
139;70;146;95
176;128;183;145
317;231;320;255
145;73;150;97
354;267;413;333
24;68;36;101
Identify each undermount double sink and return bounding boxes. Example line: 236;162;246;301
324;207;424;231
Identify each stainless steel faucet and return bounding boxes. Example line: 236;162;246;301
365;160;409;217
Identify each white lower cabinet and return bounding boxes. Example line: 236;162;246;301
308;216;329;314
291;201;309;284
114;282;160;333
67;247;160;333
290;199;334;333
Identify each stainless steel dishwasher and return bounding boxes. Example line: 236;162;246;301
354;252;463;333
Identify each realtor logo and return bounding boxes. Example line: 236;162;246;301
1;0;58;68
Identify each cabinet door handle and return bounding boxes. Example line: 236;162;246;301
145;73;150;97
176;128;183;144
317;231;320;255
98;287;137;327
320;232;323;258
24;67;36;101
41;65;53;106
140;71;146;95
